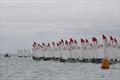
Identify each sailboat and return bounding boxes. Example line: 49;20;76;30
31;35;120;64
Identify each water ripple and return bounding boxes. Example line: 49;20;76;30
0;57;120;80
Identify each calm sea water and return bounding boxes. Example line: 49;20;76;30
0;56;120;80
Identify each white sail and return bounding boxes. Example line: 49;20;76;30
71;45;79;59
54;46;61;58
62;45;70;59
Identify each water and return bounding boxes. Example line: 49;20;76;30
0;56;120;80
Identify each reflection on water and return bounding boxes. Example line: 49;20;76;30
0;56;120;80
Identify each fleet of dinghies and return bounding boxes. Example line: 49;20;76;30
32;34;120;64
17;49;31;57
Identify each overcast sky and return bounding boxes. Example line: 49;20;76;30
0;0;120;53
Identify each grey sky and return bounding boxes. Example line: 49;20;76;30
0;0;120;53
